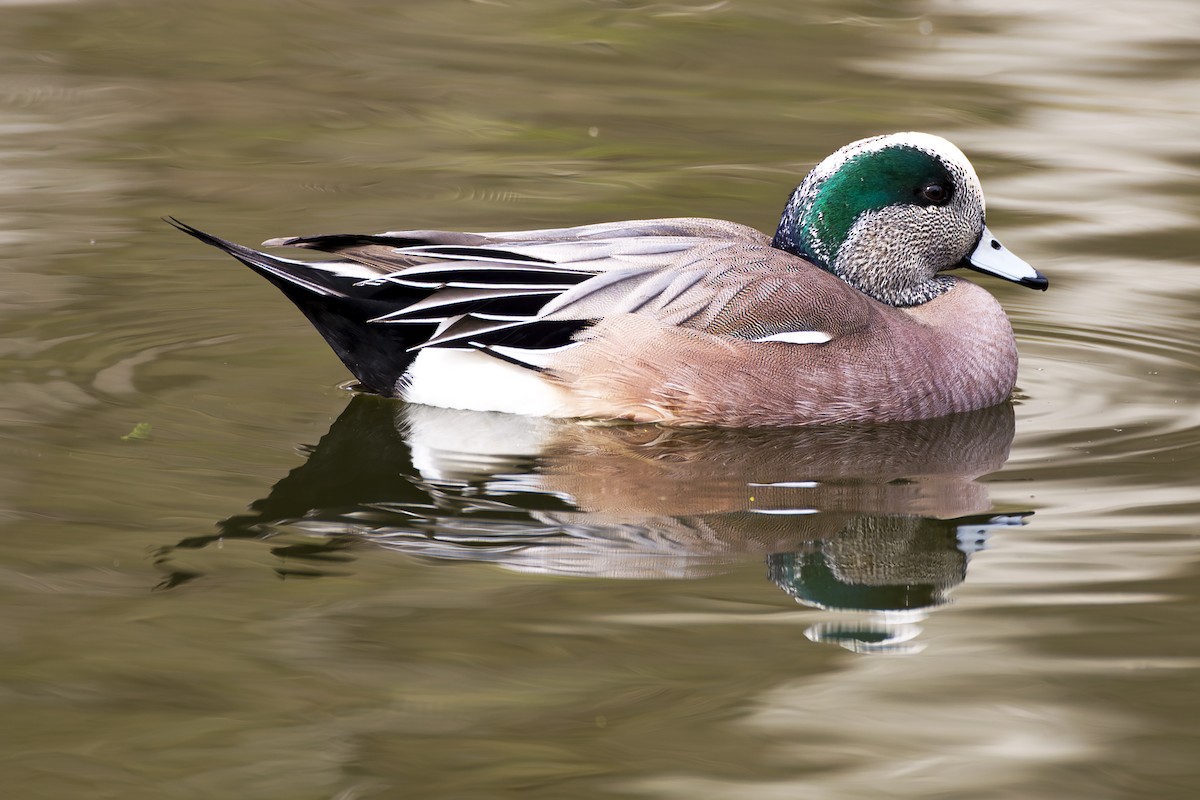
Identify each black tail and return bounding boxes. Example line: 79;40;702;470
166;217;430;396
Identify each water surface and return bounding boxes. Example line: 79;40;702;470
1;1;1199;797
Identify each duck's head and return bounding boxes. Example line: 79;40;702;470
772;132;1048;307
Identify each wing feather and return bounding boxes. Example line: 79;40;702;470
255;217;864;363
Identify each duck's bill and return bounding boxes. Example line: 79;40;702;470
963;226;1048;290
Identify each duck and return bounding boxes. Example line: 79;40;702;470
169;131;1047;427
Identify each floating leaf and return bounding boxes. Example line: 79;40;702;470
121;422;153;442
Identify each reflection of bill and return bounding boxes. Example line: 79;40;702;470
164;397;1032;648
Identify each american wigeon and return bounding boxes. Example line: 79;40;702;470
170;131;1047;426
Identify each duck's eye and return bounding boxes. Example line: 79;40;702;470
918;182;949;205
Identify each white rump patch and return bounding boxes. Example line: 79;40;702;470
402;349;575;417
751;331;833;345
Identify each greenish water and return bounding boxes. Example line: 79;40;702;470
2;1;1199;797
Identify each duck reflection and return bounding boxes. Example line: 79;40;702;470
162;396;1029;651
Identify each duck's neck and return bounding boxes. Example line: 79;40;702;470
835;247;957;307
771;193;829;269
773;210;953;308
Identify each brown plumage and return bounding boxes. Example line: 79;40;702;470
170;132;1047;426
553;278;1017;425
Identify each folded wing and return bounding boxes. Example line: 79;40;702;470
172;216;865;395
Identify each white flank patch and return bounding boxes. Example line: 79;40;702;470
402;348;575;417
751;331;833;344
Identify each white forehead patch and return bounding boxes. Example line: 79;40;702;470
805;131;984;210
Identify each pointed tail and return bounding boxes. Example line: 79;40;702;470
166;217;428;396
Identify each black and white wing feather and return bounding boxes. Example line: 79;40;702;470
171;216;843;395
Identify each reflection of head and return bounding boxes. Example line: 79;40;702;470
769;516;967;612
769;513;1027;613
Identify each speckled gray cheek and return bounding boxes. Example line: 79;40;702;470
831;204;971;307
